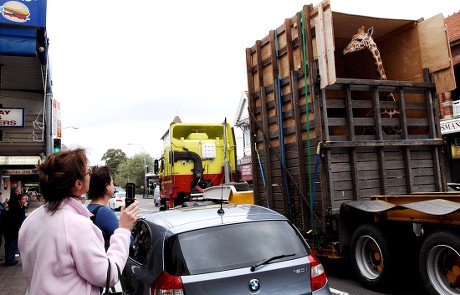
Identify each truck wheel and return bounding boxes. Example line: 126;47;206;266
350;224;398;291
159;198;168;211
419;231;460;295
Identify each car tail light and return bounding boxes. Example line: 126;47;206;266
151;272;184;295
308;253;328;291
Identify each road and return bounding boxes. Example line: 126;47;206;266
112;194;159;218
323;258;427;295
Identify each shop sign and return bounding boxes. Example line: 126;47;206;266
440;118;460;135
1;169;38;175
0;0;47;28
238;157;252;165
0;108;25;127
0;156;41;165
52;99;61;137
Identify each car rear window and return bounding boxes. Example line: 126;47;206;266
164;220;309;275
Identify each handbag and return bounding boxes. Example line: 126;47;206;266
103;259;125;295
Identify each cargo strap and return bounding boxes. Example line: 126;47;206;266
256;149;269;208
275;29;292;207
301;8;317;237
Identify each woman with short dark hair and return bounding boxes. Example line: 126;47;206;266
18;148;139;295
87;165;119;250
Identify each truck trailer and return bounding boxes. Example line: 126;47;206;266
245;1;458;294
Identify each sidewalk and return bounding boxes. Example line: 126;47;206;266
0;199;43;295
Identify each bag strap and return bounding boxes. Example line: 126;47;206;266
90;205;103;223
104;259;123;295
104;258;111;295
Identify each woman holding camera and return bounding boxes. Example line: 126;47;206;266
18;148;138;295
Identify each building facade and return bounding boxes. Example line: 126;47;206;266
440;11;460;183
0;1;54;202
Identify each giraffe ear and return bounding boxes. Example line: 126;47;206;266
367;27;374;37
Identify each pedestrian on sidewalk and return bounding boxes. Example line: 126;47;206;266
3;192;27;266
0;197;6;260
18;148;139;295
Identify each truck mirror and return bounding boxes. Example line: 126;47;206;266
154;159;159;174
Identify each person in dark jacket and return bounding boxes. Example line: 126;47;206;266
4;193;27;266
0;199;6;260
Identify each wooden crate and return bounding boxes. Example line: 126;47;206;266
245;1;453;233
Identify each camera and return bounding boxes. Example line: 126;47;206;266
125;182;135;207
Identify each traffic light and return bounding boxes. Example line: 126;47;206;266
53;138;61;153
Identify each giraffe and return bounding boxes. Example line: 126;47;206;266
343;26;401;135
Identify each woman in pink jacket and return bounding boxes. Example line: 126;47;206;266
18;148;139;295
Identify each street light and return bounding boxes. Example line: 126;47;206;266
128;143;147;197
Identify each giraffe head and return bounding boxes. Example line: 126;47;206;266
343;26;375;55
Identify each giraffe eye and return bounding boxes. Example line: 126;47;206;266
356;38;363;42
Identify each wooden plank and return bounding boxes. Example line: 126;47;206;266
320;88;330;140
433;66;457;94
257;40;274;209
372;87;383;140
246;47;259;206
331;78;436;89
270;29;292;218
378;148;387;194
314;1;328;89
323;4;336;86
404;147;413;193
290;69;309;226
321;139;444;148
398;88;409;138
418;14;451;72
345;86;356;140
304;4;322;145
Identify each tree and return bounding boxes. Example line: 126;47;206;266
114;152;154;193
101;149;127;173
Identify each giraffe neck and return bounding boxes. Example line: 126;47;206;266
369;43;387;80
368;43;397;103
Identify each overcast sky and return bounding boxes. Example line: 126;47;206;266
45;0;460;165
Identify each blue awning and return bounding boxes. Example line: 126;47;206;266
0;27;36;56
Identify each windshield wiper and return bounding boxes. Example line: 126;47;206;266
250;253;296;272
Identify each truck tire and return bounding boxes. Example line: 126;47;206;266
350;224;398;291
419;231;460;295
159;198;168;211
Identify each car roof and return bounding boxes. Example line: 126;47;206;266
141;204;288;234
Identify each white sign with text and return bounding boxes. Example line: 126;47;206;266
0;108;25;127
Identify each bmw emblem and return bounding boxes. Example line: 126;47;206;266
248;278;261;292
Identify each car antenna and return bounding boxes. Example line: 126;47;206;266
217;184;225;215
217;118;228;215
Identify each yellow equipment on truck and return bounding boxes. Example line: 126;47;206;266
154;118;253;208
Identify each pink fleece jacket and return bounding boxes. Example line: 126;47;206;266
18;197;131;295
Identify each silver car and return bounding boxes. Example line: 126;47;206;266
120;204;332;295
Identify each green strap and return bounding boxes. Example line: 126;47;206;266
301;10;315;233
